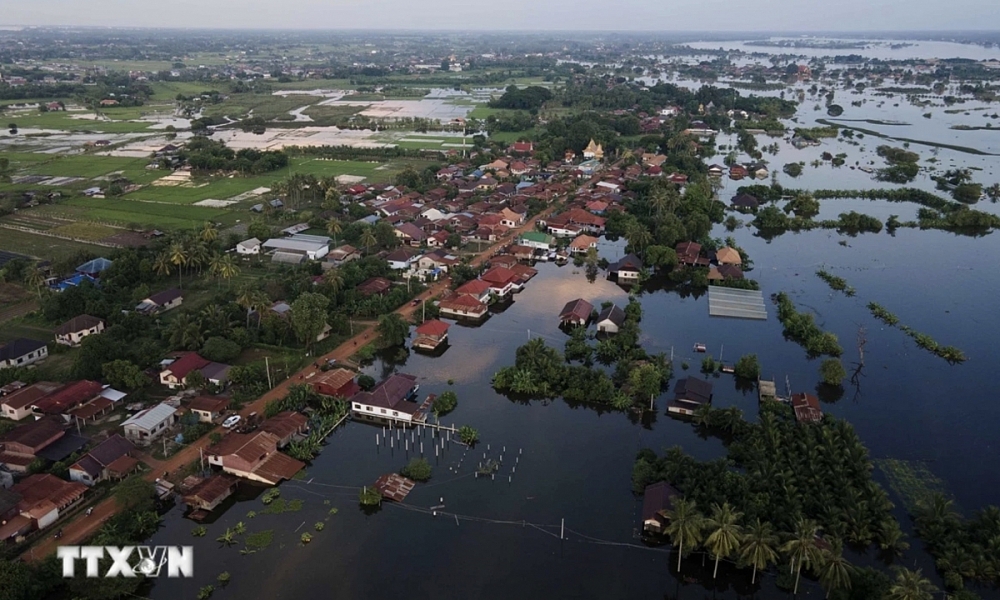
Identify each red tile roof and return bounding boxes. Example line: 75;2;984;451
414;319;449;338
165;353;211;380
480;266;518;287
455;279;491;296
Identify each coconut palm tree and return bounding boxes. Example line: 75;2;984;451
665;498;705;574
24;266;46;298
188;241;210;275
816;538;854;598
168;313;204;350
886;567;937;600
201;222;218;244
704;502;743;579
326;217;343;246
782;517;823;595
625;222;652;257
210;253;240;289
323;267;344;295
153;252;172;278
236;286;256;328
740;518;779;585
359;225;377;255
250;291;270;329
168;242;188;288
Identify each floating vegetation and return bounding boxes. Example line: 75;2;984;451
261;488;280;505
261;498;304;515
246;510;256;519
314;522;324;531
300;532;313;544
191;526;207;537
328;507;339;516
867;303;966;362
477;459;500;476
875;459;948;513
816;269;856;296
197;585;214;600
359;487;382;506
217;572;231;586
244;530;274;551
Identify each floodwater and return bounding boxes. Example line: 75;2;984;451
146;219;1000;598
684;38;1000;61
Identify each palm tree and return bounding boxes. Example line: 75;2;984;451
153;252;172;278
625;222;652;256
168;313;204;350
781;517;823;595
210;253;240;289
200;222;218;244
886;567;937;600
740;518;779;585
665;498;705;574
326;217;343;246
24;267;46;298
188;242;209;275
359;225;377;255
250;291;270;329
168;243;188;288
816;538;854;598
323;267;344;295
704;502;743;579
236;286;255;328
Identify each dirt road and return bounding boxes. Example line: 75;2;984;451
22;208;552;562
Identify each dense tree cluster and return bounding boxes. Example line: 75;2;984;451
178;137;289;174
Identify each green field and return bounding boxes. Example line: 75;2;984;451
47;197;232;229
5;109;162;133
0;227;109;261
202;94;323;121
30;154;153;179
271;79;352;91
149;81;229;99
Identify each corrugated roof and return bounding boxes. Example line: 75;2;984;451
121;403;177;431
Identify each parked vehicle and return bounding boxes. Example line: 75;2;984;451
222;415;241;429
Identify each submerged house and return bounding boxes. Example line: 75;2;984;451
610;253;643;281
668;378;713;416
596;304;626;334
349;373;421;425
642;481;680;535
559;299;594;327
413;319;450;351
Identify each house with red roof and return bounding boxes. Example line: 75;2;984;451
413;319;450;351
438;293;489;321
30;380;103;416
454;278;492;303
480;266;521;298
159;353;232;390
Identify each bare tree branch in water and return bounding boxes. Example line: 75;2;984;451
850;325;867;401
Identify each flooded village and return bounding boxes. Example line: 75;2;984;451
2;27;1000;600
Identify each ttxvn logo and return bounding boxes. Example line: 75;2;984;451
57;546;194;578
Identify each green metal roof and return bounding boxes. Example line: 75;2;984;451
520;231;554;243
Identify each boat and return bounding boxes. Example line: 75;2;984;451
693;343;707;353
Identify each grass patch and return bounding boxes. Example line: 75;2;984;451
202;93;322;121
260;498;304;515
244;530;274;551
817;118;995;155
0;227;108;261
4;110;156;133
49;222;117;241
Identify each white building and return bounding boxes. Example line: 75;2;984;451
0;339;48;369
262;234;330;261
236;238;262;255
121;403;178;446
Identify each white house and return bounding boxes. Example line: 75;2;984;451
236;238;262;255
262;234;330;261
135;289;183;314
53;315;105;347
0;339;48;369
385;247;421;270
121;403;178;446
596;304;626;334
349;373;420;425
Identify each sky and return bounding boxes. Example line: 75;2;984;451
3;0;1000;31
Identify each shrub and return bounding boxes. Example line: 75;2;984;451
400;457;432;482
733;354;761;379
820;358;847;386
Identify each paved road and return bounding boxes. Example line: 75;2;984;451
21;208;552;562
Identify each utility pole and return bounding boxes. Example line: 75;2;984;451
265;357;273;389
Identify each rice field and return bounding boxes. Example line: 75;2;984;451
0;227;108;261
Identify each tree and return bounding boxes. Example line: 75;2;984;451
168;242;188;288
359;486;382;506
782;517;823;595
326;218;343;246
101;359;150;391
704;502;744;579
376;313;410;348
820;358;846;386
115;476;155;512
458;425;479;445
645;245;678;271
359;225;378;254
168;313;204;350
290;292;330;352
628;363;663;406
322;268;344;295
201;337;242;363
24;267;46;298
433;391;458;416
733;353;761;379
153;252;172;278
740;518;779;585
209;253;240;289
665;498;705;573
816;538;854;598
400;457;432;481
201;222;218;244
886;567;937;600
